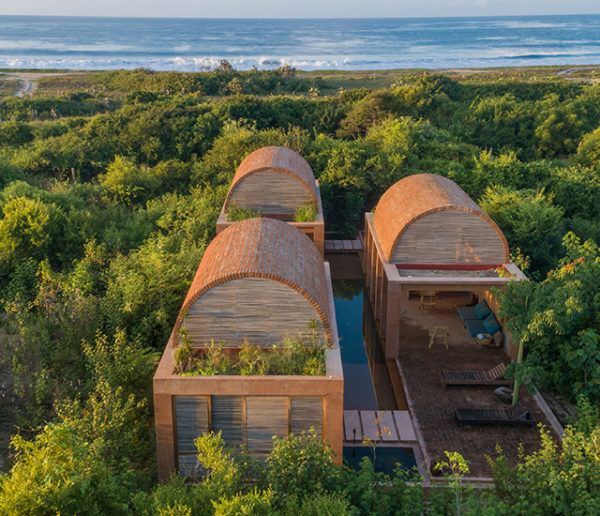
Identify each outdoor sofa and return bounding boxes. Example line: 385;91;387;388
457;299;502;338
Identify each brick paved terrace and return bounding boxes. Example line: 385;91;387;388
394;291;559;478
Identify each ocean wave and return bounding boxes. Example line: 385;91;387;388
496;21;571;29
1;53;598;72
1;15;600;72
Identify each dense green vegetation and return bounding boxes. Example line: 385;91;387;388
1;66;600;514
174;333;328;376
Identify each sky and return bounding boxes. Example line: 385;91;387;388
1;0;600;18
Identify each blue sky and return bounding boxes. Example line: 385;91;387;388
1;0;600;18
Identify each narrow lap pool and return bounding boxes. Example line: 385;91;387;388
332;273;416;474
332;279;397;411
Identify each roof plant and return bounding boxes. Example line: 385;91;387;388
174;326;329;376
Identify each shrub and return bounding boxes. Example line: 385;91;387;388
280;493;352;516
266;429;337;502
211;488;274;516
293;201;317;222
174;333;328;377
99;156;159;205
225;203;261;222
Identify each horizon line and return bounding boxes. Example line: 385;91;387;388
1;12;600;21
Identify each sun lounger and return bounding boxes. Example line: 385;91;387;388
454;406;535;427
442;363;510;387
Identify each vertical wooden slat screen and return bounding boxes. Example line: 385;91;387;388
393;211;506;264
175;396;209;453
290;397;323;438
229;170;312;214
175;396;209;477
184;278;325;348
177;454;204;479
246;396;288;455
211;396;244;447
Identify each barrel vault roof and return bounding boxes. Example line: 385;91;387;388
173;217;331;340
372;174;510;263
223;146;318;210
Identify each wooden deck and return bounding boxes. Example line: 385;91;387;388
325;236;364;253
343;410;417;444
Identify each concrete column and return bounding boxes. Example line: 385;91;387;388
384;281;404;359
154;391;176;483
313;223;325;256
324;386;344;465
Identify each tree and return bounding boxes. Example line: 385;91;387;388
499;233;600;404
98;156;159;205
577;126;600;166
490;398;600;515
480;185;564;275
0;379;150;515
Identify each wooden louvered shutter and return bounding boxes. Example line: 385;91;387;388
246;396;288;455
175;396;209;478
211;396;243;447
178;454;203;479
291;397;323;438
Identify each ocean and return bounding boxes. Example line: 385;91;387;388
1;14;600;71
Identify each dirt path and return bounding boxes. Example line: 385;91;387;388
555;67;600;84
2;71;87;97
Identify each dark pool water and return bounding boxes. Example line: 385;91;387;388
333;276;416;475
343;446;417;474
332;279;396;411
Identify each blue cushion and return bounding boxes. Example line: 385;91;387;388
464;318;486;337
474;300;492;320
457;306;477;321
483;314;501;335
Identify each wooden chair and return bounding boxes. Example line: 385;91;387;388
419;290;437;311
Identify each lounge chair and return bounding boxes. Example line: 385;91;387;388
454;406;535;427
441;363;510;387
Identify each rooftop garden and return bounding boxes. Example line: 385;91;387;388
225;201;317;222
174;331;329;376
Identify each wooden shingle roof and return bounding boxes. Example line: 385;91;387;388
223;146;318;211
173;217;331;341
372;174;510;263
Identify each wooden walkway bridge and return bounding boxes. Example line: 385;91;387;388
343;410;417;444
325;236;364;253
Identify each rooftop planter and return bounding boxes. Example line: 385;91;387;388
216;146;325;254
174;333;329;377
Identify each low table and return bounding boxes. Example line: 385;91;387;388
428;326;448;349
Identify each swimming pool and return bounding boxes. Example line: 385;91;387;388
333;279;397;411
332;274;417;474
